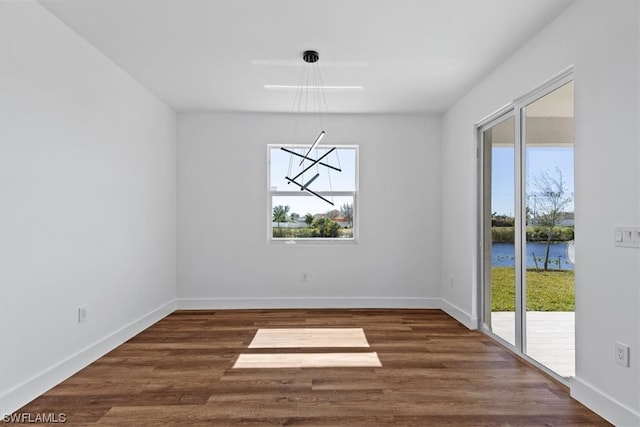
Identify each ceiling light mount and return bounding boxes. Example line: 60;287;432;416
303;50;319;63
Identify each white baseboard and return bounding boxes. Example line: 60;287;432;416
570;376;640;427
176;297;441;310
439;299;478;329
0;300;176;416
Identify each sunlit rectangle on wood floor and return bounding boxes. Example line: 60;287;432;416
248;328;370;348
233;352;382;368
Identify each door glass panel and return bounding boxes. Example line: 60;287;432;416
523;81;575;377
482;116;516;346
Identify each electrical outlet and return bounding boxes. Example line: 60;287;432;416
78;306;88;323
614;342;629;367
302;273;308;282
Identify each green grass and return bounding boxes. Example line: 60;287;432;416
491;267;575;311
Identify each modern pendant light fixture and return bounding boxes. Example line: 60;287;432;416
281;50;341;206
300;130;325;166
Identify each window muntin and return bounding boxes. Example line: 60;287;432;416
268;145;358;244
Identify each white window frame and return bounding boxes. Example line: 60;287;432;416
267;144;359;246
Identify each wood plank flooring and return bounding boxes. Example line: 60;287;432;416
11;309;610;426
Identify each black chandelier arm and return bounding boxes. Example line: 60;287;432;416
300;131;325;166
280;147;342;172
284;177;334;206
287;146;336;183
300;173;320;191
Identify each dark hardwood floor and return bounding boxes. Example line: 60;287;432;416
12;309;610;426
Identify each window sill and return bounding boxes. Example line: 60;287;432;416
269;238;358;246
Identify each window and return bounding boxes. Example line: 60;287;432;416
268;145;358;244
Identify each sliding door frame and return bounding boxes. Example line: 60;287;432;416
476;68;575;383
477;108;522;353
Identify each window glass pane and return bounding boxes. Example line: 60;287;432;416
482;116;516;347
270;147;356;192
272;195;354;239
524;81;574;378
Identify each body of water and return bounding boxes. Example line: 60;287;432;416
492;242;574;270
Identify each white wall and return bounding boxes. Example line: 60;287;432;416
177;113;441;308
0;2;177;414
2;0;636;423
440;1;640;425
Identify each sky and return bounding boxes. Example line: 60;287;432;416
492;146;574;216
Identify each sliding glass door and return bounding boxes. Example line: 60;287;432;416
481;115;517;347
480;75;574;379
523;81;575;377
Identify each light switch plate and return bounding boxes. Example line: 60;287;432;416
614;227;640;248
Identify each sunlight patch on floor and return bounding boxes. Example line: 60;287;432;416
233;352;382;368
248;328;370;348
234;328;380;369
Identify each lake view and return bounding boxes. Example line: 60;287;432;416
492;242;574;270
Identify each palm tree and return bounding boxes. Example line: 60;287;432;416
273;205;289;237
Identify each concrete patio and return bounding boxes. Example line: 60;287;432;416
490;311;575;378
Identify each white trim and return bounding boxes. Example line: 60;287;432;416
514;66;574;111
269;238;358;246
476;111;517;337
570;376;640;427
475;104;514;129
440;299;478;330
515;106;525;351
0;300;176;416
176;297;440;310
270;191;355;197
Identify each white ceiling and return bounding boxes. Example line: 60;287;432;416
39;0;574;114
